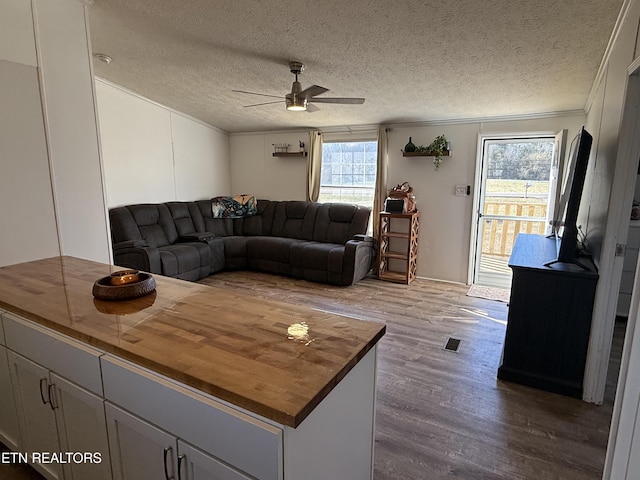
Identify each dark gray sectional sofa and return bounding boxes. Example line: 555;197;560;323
108;199;376;286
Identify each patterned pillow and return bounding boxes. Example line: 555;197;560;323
211;194;257;218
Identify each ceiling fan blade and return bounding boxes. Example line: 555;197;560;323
309;97;365;104
306;103;320;113
299;84;329;99
233;89;283;99
243;100;283;107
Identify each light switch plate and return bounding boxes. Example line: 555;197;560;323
455;185;467;196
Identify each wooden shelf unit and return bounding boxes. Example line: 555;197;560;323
377;211;420;284
272;152;308;157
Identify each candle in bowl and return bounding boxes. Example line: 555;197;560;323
110;269;140;286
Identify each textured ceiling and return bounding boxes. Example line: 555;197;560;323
88;0;624;133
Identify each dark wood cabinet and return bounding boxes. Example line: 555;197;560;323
497;234;598;397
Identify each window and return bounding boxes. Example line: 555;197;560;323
317;141;378;210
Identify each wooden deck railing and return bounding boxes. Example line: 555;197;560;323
482;202;547;257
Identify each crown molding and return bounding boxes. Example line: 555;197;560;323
384;110;586;129
230;110;585;136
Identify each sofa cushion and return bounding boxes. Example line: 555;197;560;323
126;204;179;247
223;236;249;269
237;200;277;236
291;242;345;274
110;207;144;244
196;200;235;237
313;203;370;244
270;201;318;240
166;201;205;236
158;243;210;280
245;236;304;264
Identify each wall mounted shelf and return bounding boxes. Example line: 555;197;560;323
402;150;451;157
272;152;308;157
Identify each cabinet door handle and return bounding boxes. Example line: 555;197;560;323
163;446;173;480
39;377;50;405
47;383;57;410
177;454;186;480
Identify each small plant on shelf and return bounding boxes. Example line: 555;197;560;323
415;134;449;170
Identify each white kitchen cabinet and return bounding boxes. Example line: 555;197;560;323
51;373;112;480
0;346;21;451
106;403;251;480
8;351;63;480
106;403;176;480
101;355;282;480
0;310;21;452
101;348;378;480
3;313;110;480
178;440;252;480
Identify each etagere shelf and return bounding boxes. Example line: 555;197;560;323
377;211;420;284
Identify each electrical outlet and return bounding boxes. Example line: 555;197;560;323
455;185;467;196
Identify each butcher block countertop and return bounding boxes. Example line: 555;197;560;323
0;256;385;427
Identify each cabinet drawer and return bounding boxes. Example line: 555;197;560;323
101;355;283;480
2;313;103;395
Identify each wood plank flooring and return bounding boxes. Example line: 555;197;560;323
1;271;622;479
200;271;622;480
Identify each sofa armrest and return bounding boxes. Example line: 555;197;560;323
351;234;378;253
352;234;376;243
112;243;161;274
177;232;216;243
341;236;377;285
113;239;147;250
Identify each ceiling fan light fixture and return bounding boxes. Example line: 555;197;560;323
286;93;307;111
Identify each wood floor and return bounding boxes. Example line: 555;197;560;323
199;271;622;480
1;271;623;479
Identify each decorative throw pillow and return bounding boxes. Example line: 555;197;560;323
211;194;257;218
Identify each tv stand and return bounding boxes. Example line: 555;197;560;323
498;234;598;397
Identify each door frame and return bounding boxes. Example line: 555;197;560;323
468;131;564;286
600;57;640;477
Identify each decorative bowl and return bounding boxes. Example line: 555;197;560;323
92;273;156;301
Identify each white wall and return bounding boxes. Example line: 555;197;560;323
96;80;230;207
229;116;585;283
0;0;110;266
35;0;111;264
230;131;308;200
0;60;60;266
386;117;587;283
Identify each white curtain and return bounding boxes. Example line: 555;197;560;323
307;130;323;201
373;126;389;240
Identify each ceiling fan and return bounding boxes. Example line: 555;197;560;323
233;61;365;112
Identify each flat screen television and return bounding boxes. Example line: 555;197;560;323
547;126;593;266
